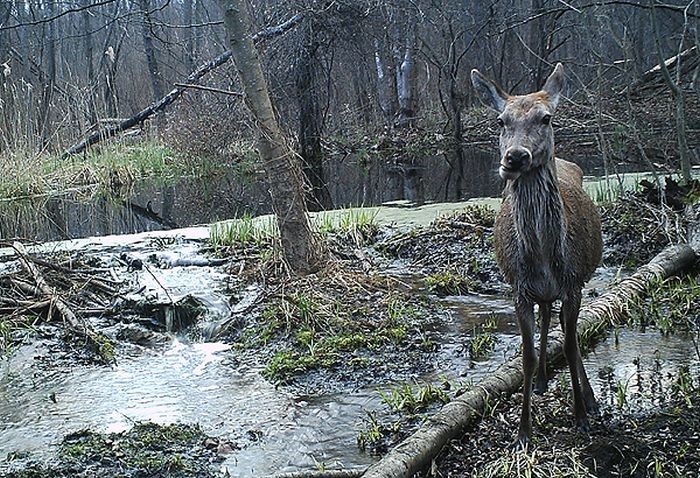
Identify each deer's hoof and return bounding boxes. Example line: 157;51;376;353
533;379;548;395
576;418;592;434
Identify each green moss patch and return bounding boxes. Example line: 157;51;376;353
2;422;231;478
228;265;441;388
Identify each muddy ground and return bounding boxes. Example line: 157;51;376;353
432;370;700;478
1;187;699;477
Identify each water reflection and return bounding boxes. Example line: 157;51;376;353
0;148;501;242
0;146;641;242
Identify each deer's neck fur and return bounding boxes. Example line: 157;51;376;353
507;159;567;301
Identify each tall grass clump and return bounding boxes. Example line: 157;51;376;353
209;214;277;249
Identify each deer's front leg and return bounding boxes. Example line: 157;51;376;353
534;302;552;394
516;296;537;446
561;291;593;432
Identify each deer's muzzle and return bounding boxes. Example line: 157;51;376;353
500;148;532;179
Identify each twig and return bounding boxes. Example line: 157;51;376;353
11;242;113;361
173;82;244;96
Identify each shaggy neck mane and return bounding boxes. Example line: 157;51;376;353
508;160;566;268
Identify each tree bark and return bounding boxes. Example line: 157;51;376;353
295;25;332;211
395;25;417;128
183;0;195;72
361;243;697;478
82;0;96;126
39;0;57;148
138;0;166;128
529;0;547;89
218;0;323;274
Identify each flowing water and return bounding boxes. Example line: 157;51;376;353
1;208;700;475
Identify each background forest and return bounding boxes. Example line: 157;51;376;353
0;0;698;210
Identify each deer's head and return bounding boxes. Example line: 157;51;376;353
471;64;565;180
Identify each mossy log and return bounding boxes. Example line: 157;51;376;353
361;243;697;478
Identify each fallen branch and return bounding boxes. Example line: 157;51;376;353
11;242;114;363
361;243;697;478
61;12;304;158
266;470;365;478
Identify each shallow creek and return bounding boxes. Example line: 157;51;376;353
1;228;699;476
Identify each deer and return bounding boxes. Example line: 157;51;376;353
470;63;603;446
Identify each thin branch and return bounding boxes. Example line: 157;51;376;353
174;82;244;96
61;12;304;158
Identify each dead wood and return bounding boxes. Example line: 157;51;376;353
686;202;700;252
11;242;113;361
360;243;697;478
267;470;365;478
60;12;304;158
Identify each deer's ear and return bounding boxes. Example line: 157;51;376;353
542;63;565;109
471;69;508;113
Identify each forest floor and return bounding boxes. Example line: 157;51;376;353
1;179;699;477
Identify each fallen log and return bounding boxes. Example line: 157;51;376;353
61;12;304;158
361;243;698;478
12;242;115;363
267;470;365;478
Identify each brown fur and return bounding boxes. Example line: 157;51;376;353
472;64;603;445
495;158;601;288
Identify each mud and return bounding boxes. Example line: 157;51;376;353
377;205;506;295
600;178;697;268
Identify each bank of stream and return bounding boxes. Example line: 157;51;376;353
1;182;700;477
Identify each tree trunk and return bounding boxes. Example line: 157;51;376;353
39;0;57;149
82;0;97;126
395;28;417;128
650;3;692;182
138;0;166;128
361;244;697;478
374;37;397;123
529;0;547;89
295;26;332;211
218;0;323;274
183;0;195;71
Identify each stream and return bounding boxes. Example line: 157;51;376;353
1;223;699;476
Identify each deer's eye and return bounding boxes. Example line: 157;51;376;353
542;114;552;125
496;118;505;128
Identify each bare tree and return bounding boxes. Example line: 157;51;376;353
218;0;324;274
651;0;692;182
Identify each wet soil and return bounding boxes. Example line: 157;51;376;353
431;373;700;478
600;178;698;268
377;205;506;295
1;422;230;478
2;185;699;477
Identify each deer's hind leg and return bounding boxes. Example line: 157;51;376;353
558;296;598;414
561;291;595;431
534;302;552;394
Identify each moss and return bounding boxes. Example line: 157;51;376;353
241;280;431;384
425;270;474;296
4;422;227;477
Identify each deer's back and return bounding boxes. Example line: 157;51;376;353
495;159;602;293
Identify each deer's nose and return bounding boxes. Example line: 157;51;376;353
504;149;531;170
